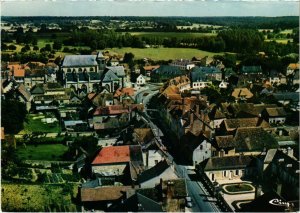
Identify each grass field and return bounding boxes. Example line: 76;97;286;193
224;183;254;193
130;32;217;39
1;183;79;212
20;114;61;134
106;47;222;61
16;144;68;161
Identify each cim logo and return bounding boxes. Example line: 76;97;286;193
269;199;291;207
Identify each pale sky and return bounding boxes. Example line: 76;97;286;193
1;0;299;17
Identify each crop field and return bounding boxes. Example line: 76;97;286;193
106;47;223;61
130;32;217;39
1;183;79;212
16;144;68;161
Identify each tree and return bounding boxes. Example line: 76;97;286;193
53;40;62;50
1;100;27;134
44;44;52;52
33;46;39;51
123;52;135;63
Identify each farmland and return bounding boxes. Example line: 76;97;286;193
1;183;79;212
106;47;223;61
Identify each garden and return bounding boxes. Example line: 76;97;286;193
222;183;255;194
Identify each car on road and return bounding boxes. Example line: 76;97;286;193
185;196;193;208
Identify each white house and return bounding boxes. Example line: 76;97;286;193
219;81;229;89
192;140;212;166
136;74;146;86
143;150;164;169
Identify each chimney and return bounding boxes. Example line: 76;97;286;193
220;149;225;157
166;181;175;200
255;185;262;199
287;147;293;157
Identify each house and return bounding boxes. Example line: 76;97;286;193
138;160;177;188
272;92;300;111
133;128;155;150
91;145;144;181
260;149;299;202
233;127;278;153
269;70;286;85
159;178;187;212
64;120;87;131
181;133;212;166
286;63;299;75
16;84;32;111
143;65;160;77
190;69;211;89
200;56;214;66
7;63;27;83
199;155;255;182
231;88;253;101
240;66;263;75
212;135;235;157
150;65;184;83
143;150;165;169
261;107;287;124
219;81;229;89
192;66;222;81
219;117;270;135
109;190;163;212
169;59;195;71
136;74;146;87
168;75;190;92
208;104;226;129
80;185;132;209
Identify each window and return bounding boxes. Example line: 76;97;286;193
225;150;229;154
67;68;71;73
211;173;215;181
78;68;82;72
235;170;239;176
90;68;94;72
155;160;158;165
223;171;227;177
200;145;203;150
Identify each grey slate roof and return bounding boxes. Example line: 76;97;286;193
62;55;98;67
192;66;222;74
241;66;262;74
81;178;102;188
272;92;299;102
152;65;183;76
138;160;170;183
190;70;207;82
102;70;119;82
202;155;253;171
107;66;125;77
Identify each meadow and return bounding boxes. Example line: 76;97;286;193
106;47;223;61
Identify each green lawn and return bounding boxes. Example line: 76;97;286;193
106;47;223;61
224;183;254;193
16;144;68;161
1;183;79;212
21;114;61;134
130;32;217;39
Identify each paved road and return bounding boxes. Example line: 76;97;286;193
139;85;220;212
176;164;220;212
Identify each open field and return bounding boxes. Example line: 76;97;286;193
106;47;223;61
1;183;79;212
20;114;61;134
16;144;68;161
130;32;217;39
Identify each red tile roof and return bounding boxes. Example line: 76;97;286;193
143;65;160;71
8;64;26;77
92;145;130;165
